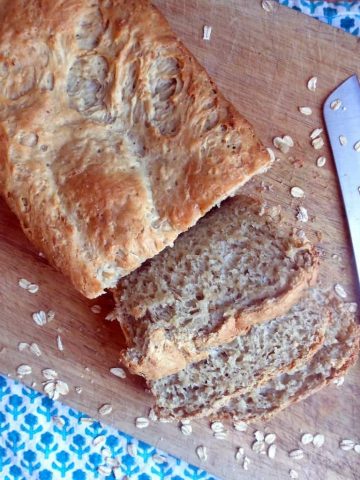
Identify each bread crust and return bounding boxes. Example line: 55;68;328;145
119;245;320;380
0;0;270;297
151;310;330;420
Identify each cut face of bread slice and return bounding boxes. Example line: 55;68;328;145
0;0;271;298
216;299;360;423
114;196;319;379
150;290;328;420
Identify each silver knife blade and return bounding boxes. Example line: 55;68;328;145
323;75;360;285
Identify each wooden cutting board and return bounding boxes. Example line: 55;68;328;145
0;1;359;479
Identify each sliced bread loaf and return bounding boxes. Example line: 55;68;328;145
114;196;319;379
216;299;360;423
150;290;328;420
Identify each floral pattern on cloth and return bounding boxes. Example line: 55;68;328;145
0;376;217;480
279;0;360;36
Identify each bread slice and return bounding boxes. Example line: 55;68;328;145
0;0;271;298
113;196;319;379
149;289;328;420
216;299;360;423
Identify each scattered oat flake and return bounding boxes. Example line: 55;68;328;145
91;304;102;314
283;135;294;147
310;128;323;140
110;367;126;379
331;99;342;110
75;386;83;394
254;430;264;442
339;135;347;146
243;456;250;470
235;447;245;461
273;136;293;154
252;440;265;454
135;417;149;429
203;25;212;41
43;381;58;400
98;465;112;476
196;445;207;462
340;439;355;451
56;380;69;396
268;444;277;459
32;310;47;326
181;423;192;436
296;206;308;223
262;0;275;12
289;470;299;479
214;431;227;440
334;376;345;387
18;342;29;351
99;404;113;416
334;283;347;299
47;310;56;322
42;368;58;380
265;433;276;445
181;419;191;425
93;435;106;446
301;433;314;445
290;186;305;198
105;311;117;321
17;364;32;376
28;283;39;294
307;76;317;92
266;147;276;163
354;140;360;152
56;335;64;351
211;421;225;433
312;137;324;150
30;343;42;357
313;433;325;448
299;106;312;116
317;156;327;167
354;444;360;454
19;278;31;289
289;449;304;460
233;420;248;432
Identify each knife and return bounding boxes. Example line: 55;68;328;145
323;75;360;285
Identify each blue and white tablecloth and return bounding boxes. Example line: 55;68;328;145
1;2;359;480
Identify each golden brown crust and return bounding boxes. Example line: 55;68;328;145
119;329;208;379
196;249;319;350
0;0;270;297
152;312;329;420
120;245;319;380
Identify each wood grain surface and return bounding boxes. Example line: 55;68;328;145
1;1;360;479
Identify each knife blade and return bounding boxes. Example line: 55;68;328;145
323;75;360;285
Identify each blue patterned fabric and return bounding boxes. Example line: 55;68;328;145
279;0;360;36
0;375;217;480
1;3;359;479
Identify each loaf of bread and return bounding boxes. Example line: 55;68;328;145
0;0;271;298
149;289;328;420
113;196;319;379
216;298;360;423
